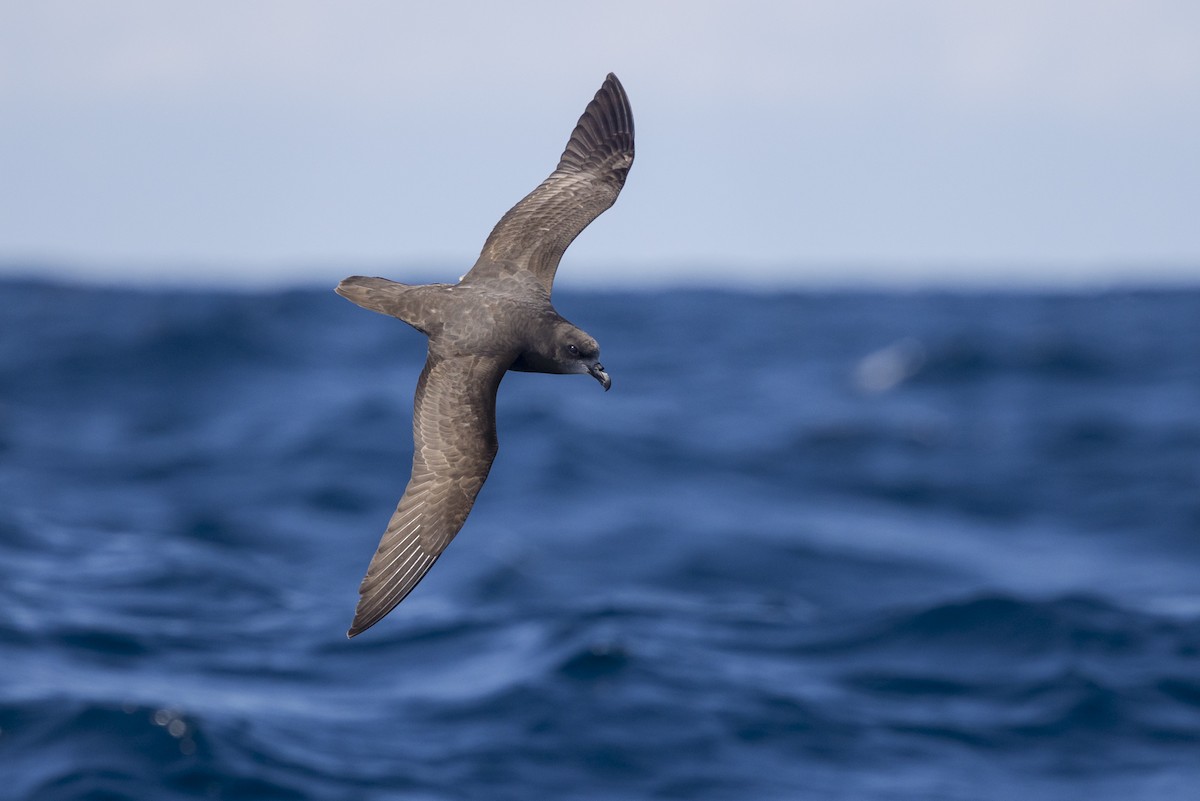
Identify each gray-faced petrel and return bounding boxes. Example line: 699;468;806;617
335;74;634;637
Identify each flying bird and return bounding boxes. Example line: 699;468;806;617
335;74;634;637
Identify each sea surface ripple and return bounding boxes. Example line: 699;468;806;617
2;280;1199;800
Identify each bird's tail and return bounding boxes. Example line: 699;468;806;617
335;276;441;334
335;276;408;315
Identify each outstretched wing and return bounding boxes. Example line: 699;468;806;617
347;354;506;637
464;73;634;295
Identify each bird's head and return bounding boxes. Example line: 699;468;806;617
555;325;610;391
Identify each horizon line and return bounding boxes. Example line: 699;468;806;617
2;256;1199;293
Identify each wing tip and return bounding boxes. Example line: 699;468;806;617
346;605;383;638
555;72;634;175
346;612;368;638
603;73;628;104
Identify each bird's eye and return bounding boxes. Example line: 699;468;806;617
567;344;580;356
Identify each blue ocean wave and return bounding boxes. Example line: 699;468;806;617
3;280;1200;800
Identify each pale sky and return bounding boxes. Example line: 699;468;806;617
2;1;1198;286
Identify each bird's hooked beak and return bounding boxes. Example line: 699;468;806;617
588;363;612;391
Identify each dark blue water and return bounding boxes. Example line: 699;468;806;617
2;278;1199;800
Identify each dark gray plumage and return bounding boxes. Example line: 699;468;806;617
336;74;634;637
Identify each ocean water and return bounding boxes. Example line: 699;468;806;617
1;278;1199;800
